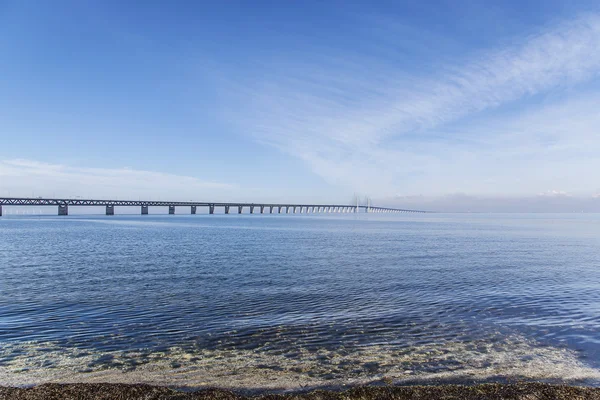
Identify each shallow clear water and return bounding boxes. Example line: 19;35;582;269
1;213;600;389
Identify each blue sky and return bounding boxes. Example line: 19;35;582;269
1;0;600;210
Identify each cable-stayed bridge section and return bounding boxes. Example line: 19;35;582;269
0;197;429;216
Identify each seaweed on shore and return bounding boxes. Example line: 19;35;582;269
1;382;600;400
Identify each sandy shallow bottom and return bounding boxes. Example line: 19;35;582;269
2;334;600;392
2;383;600;400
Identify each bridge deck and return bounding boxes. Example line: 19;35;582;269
0;197;429;215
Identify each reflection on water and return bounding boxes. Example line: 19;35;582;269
1;213;600;389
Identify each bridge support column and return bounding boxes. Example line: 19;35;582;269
169;206;175;215
270;206;273;214
260;206;265;214
191;206;197;215
209;205;215;214
278;206;282;213
293;206;297;213
0;205;2;216
250;206;255;214
141;205;149;215
58;204;68;216
238;206;243;214
106;205;115;215
225;206;230;214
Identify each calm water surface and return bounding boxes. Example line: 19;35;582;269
1;213;600;389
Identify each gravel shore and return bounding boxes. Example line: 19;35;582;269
1;382;600;400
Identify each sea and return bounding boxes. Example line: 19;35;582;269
1;212;600;391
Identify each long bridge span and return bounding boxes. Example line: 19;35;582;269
0;197;429;216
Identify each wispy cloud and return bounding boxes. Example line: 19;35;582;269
227;12;600;198
0;159;235;200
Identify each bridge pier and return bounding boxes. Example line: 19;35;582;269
0;205;2;216
58;204;68;216
141;205;149;215
238;206;243;214
106;205;115;215
278;206;282;213
250;206;255;214
260;206;265;214
270;206;274;214
293;206;297;213
191;206;197;215
169;206;175;215
209;205;215;214
225;206;230;214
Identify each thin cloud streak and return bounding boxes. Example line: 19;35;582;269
228;12;600;198
0;159;236;200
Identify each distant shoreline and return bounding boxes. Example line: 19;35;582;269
2;382;600;400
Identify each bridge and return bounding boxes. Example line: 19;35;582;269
0;197;429;216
